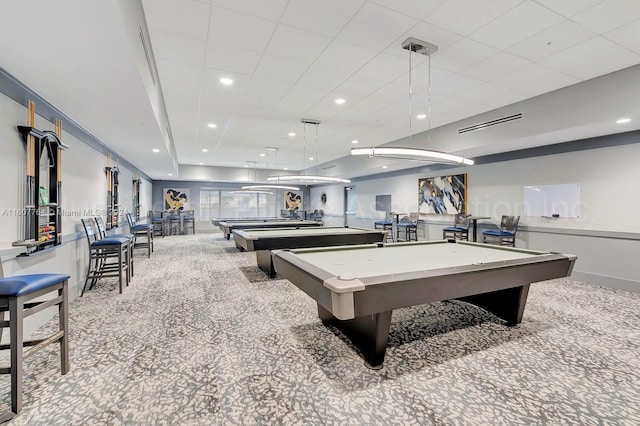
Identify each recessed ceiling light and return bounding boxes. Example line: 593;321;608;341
288;132;296;137
283;167;288;170
244;165;249;168
351;140;358;144
220;77;233;85
259;153;266;157
202;148;208;152
335;98;346;105
616;118;631;124
382;165;388;169
152;148;160;153
168;173;173;176
308;157;314;160
416;114;427;119
199;162;204;165
207;123;217;128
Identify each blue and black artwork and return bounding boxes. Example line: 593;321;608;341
418;174;466;215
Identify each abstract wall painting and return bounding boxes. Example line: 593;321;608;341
285;191;302;210
418;174;467;215
164;188;190;211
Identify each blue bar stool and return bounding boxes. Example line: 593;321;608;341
126;214;154;257
0;273;70;416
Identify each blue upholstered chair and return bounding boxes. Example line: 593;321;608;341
374;212;394;242
95;216;135;279
126;213;154;257
0;272;69;415
483;215;520;247
397;212;419;241
81;218;131;295
442;214;470;240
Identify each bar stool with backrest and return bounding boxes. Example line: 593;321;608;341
149;210;165;237
95;216;134;280
375;212;394;242
81;218;131;295
483;215;520;247
0;265;69;417
397;212;419;241
442;213;471;240
182;209;195;234
126;213;154;257
165;210;182;235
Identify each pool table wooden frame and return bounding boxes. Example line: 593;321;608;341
232;226;388;277
217;219;323;240
272;240;577;369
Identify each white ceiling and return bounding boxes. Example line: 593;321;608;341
1;0;640;180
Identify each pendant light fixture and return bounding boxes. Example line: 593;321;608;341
243;148;301;191
351;37;474;166
268;119;351;184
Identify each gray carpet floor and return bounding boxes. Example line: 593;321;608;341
1;232;639;425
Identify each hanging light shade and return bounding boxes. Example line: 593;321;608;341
268;119;351;184
350;37;474;166
244;148;302;190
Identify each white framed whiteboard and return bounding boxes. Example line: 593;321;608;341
523;183;580;218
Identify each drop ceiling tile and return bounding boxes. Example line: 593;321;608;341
254;55;309;84
143;0;210;40
538;36;625;74
468;1;565;50
431;73;484;96
496;63;557;89
563;48;640;80
336;74;388;98
572;0;640;33
432;38;498;73
533;0;604;17
209;7;277;53
369;0;444;19
313;40;378;74
205;43;261;75
390;65;453;92
460;52;530;82
424;0;522;36
201;68;252;103
455;83;529;108
280;0;365;37
265;25;332;64
604;18;640;50
240;77;292;108
280;85;328;105
149;30;206;66
506;20;597;61
519;72;581;96
297;65;352;91
337;2;418;50
156;59;202;95
357;53;409;82
275;99;314;114
209;0;287;21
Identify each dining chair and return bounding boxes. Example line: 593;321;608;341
482;215;520;247
442;214;470;240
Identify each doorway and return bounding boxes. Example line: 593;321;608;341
344;186;356;227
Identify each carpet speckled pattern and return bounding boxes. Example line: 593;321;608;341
1;232;639;425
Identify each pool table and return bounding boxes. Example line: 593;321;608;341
272;240;577;369
232;226;389;277
211;217;278;226
217;219;323;240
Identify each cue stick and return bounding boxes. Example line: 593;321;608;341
26;100;36;241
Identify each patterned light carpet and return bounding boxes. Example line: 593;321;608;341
1;232;639;425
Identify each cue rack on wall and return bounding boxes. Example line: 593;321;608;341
14;100;69;255
105;155;120;230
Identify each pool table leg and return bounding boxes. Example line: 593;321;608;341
458;284;530;326
256;250;276;278
318;304;392;369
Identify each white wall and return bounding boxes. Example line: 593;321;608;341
0;93;152;338
310;140;640;292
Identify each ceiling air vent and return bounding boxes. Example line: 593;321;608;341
139;27;156;87
320;164;336;171
458;113;523;134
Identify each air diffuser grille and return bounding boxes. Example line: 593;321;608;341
458;113;523;134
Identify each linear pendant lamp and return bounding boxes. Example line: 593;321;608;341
351;37;474;166
267;119;351;184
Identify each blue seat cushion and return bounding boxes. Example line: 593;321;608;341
151;218;164;223
397;223;416;228
0;274;70;297
131;224;153;231
443;226;467;232
375;220;392;226
483;230;515;237
92;237;128;246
